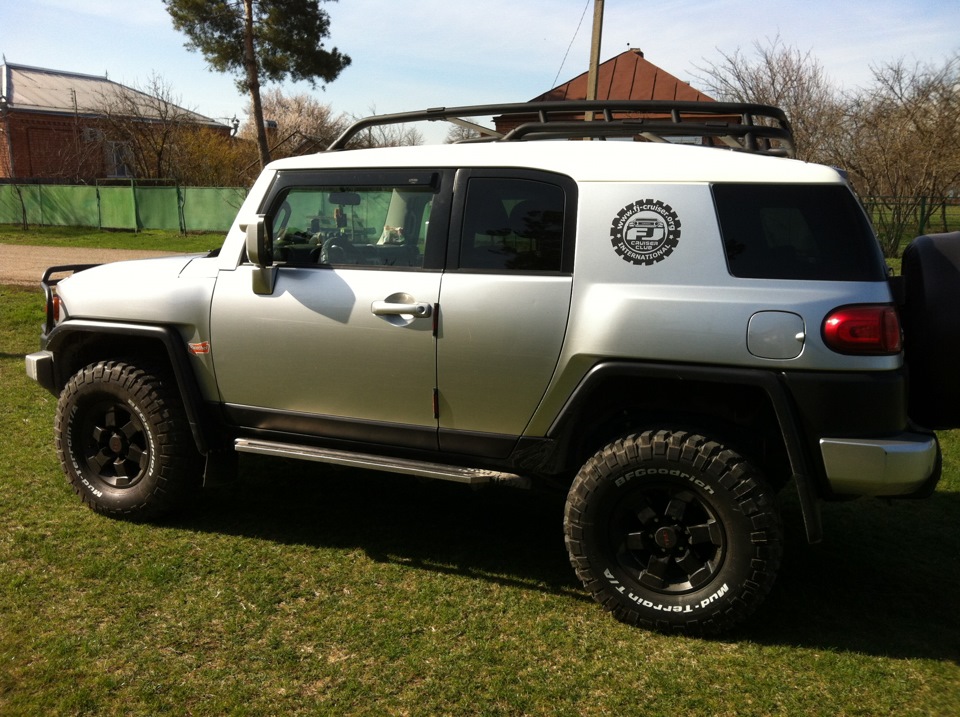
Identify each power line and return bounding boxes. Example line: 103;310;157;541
553;0;591;88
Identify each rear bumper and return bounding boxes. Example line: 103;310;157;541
820;432;941;497
25;350;57;395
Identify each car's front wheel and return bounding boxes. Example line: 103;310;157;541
564;429;782;635
55;360;200;520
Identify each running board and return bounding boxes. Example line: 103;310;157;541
234;438;531;488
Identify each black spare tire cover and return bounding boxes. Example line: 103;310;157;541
900;231;960;429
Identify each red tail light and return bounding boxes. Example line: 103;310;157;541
822;305;902;355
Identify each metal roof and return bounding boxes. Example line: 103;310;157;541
0;62;226;127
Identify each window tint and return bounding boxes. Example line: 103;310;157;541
460;178;565;272
713;184;887;281
270;184;434;268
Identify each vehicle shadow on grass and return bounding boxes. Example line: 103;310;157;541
175;456;960;663
738;491;960;663
178;455;586;601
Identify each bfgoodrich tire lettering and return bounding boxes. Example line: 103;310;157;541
54;361;200;519
564;430;782;635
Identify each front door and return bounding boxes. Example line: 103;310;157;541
210;171;446;450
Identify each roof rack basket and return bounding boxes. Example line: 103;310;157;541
327;100;795;157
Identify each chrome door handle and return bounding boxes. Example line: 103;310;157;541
371;300;432;318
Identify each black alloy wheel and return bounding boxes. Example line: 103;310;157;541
564;429;782;635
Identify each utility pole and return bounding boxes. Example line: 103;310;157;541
585;0;604;124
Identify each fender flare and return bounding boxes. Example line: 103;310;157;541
44;320;211;455
548;361;824;543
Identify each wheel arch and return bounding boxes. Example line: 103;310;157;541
45;320;211;455
547;361;824;543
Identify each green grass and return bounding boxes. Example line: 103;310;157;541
2;285;959;716
0;225;224;253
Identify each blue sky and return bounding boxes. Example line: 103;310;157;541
1;0;958;143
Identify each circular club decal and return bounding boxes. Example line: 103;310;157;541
610;199;681;266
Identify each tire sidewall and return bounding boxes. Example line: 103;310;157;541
566;432;780;632
584;458;753;616
55;362;188;518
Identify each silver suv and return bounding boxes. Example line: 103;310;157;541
25;101;957;635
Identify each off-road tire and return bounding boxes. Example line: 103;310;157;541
54;360;200;520
564;429;782;635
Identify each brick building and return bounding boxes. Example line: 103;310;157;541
0;62;228;181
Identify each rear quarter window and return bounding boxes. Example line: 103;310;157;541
713;184;887;281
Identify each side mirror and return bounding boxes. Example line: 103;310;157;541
245;215;273;268
242;216;278;295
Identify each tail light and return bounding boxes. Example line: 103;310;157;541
822;305;902;355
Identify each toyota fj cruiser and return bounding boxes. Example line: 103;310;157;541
24;101;960;634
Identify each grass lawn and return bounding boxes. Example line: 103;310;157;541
0;225;223;253
2;274;960;713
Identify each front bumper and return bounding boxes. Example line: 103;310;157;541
820;432;941;497
25;350;57;396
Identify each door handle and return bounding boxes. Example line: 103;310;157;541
371;300;432;318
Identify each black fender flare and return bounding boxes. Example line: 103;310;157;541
547;361;824;543
44;320;212;455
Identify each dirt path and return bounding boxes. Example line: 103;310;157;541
0;244;180;287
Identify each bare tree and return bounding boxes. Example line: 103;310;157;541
693;36;842;163
239;88;349;157
837;54;960;254
344;106;424;149
445;124;483;144
694;41;960;255
92;73;198;179
46;116;107;182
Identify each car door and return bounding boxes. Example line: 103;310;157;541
436;170;577;456
210;169;450;451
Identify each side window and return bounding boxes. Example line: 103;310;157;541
459;178;565;272
270;184;434;268
713;183;887;281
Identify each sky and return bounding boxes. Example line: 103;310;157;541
1;0;958;144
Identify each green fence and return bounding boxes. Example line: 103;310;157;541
861;195;960;256
0;182;247;233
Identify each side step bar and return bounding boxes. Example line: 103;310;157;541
234;438;531;488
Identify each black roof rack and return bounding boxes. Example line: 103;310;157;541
327;100;795;157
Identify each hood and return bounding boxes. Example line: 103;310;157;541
57;255;209;325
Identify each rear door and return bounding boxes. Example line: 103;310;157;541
436;170;577;455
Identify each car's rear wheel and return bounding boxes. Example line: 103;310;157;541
55;360;200;519
564;429;782;635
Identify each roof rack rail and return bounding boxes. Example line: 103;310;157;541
327;100;795;157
